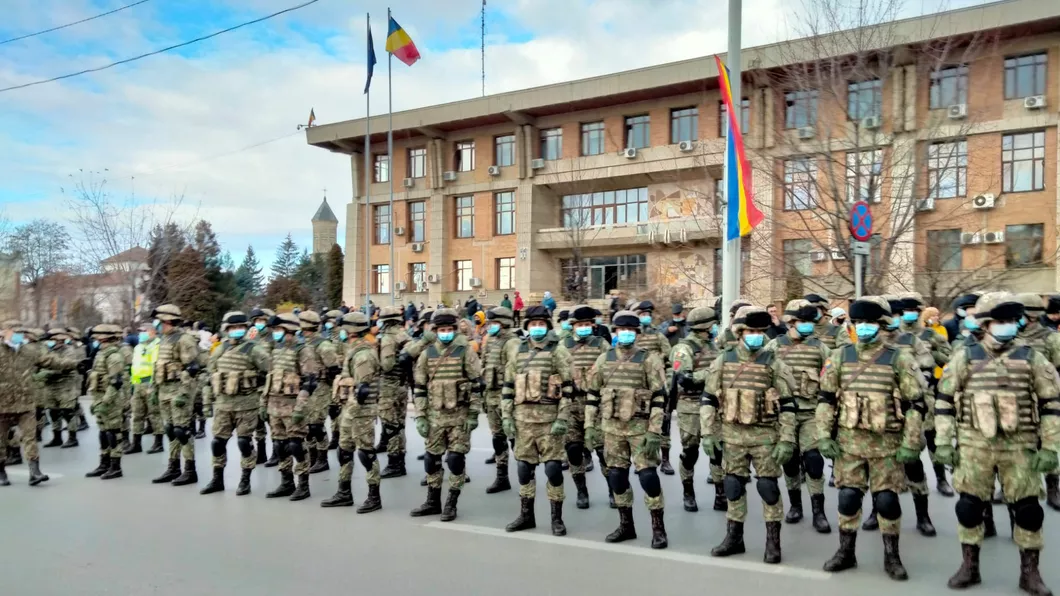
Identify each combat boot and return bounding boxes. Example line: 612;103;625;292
44;429;63;448
785;489;804;523
810;494;831;533
882;534;908;581
380;453;407;479
100;457;122;480
682;478;698;512
147;434;164;454
608;488;617;509
0;462;8;486
124;434;143;455
659;448;674;476
573;473;590;509
194;419;206;440
321;480;353;507
649;509;667;549
711;520;746;557
947;544;981;589
764;520;782;564
256;440;267;465
77;413;89;432
289;473;311;501
605;507;637;543
28;459;50;485
7;446;23;465
61;430;78;449
1046;474;1060;512
584;448;594;472
264;441;281;467
86;454;110;478
410;487;442;517
356;484;382;513
266;471;295;498
1018;549;1053;596
551;501;567;536
171;460;198;486
416;453;425;461
486;464;511;494
506;497;536;532
373;436;386;454
309;449;329;474
823;530;858;572
484;454;496;464
328;428;339;451
862;504;879;531
308;446;318;470
200;467;225;494
934;463;954;497
913;494;936;537
713;484;727;512
235;469;252;496
152;458;181;483
440;489;461;522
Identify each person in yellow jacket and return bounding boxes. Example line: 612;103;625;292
127;323;163;455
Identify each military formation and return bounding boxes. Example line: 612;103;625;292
2;291;1059;596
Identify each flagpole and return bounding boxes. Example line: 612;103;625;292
387;7;396;306
721;0;742;328
364;12;372;313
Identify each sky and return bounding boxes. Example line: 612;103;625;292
0;0;992;271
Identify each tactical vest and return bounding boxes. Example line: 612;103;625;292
774;335;823;400
635;329;666;357
211;341;261;399
87;345;120;394
483;330;515;390
334;342;380;405
268;344;301;397
513;339;561;405
835;344;903;434
597;348;653;422
1020;327;1051;351
718;328;738;350
154;332;184;385
424;343;471;411
565;335;607;393
957;343;1035;440
379;329;409;382
675;337;715;399
918;328;938;343
814;323;841;350
718;348;777;426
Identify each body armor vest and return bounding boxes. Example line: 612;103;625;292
154;332;184;385
634;329;666;357
211;341;261;410
815;323;841;350
957;343;1036;441
836;345;903;434
719;349;777;426
774;335;823;405
88;345;121;395
379;329;408;382
676;337;715;400
335;342;380;406
424;343;471;411
598;348;653;423
268;344;301;397
565;335;608;394
483;330;515;391
512;339;561;406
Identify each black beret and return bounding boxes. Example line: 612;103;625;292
900;298;921;312
431;311;458;327
786;305;819;321
418;310;434;323
849;300;886;322
1048;296;1060;315
571;306;598;322
951;293;980;311
887;298;904;315
249;308;266;319
988;301;1025;323
744;310;772;329
634;300;654;312
671;303;684;315
557;309;570;321
612;311;641;329
804;293;827;305
266;315;281;327
524;305;552;326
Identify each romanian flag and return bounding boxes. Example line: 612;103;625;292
307;108;316;127
385;15;420;66
715;55;763;241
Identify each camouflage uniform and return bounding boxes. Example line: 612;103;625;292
805;293;852;351
0;332;49;487
936;292;1058;595
401;310;434;466
35;330;83;449
248;309;276;466
299;311;340;474
482;307;518;493
322;309;346;451
632;300;674;475
376;307;411;477
563;306;609;509
83;325;130;480
149;305;203;486
1014;293;1060;513
186;326;209;440
701;307;797;563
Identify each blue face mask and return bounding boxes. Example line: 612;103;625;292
487;323;501;336
255;322;266;332
963;317;979;331
64;339;71;345
91;339;100;349
616;329;636;346
639;316;653;326
710;323;719;337
45;340;56;349
595;318;604;325
855;322;880;341
990;322;1019;342
575;326;593;338
795;322;815;337
152;319;162;331
956;308;967;318
560;321;572;331
228;328;246;340
272;330;286;342
901;312;919;323
325;322;334;330
814;310;823;322
339;329;349;342
376;320;384;329
886;319;900;331
743;333;764;350
138;332;150;344
528;326;548;340
10;333;24;345
438;330;455;343
1018;316;1028;330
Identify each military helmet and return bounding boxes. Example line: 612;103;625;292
65;326;81;337
418;309;434;324
221;311;248;331
782;299;817;323
1047;295;1060;315
686;306;717;331
152;303;182;322
340;312;371;333
378;306;403;322
556;309;570;322
728;297;752;315
523;305;552;329
431;308;459;327
272;312;301;332
323;309;344;322
89;323;123;339
298;310;321;330
1014;292;1045;313
24;328;46;341
1;319;21;330
570;305;598;323
634;300;655;313
611;310;640;330
974;292;1024;324
731;306;770;334
951;293;981;312
487;306;514;325
43;329;71;341
899;292;925;312
849;295;891;323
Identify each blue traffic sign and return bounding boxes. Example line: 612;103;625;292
849;201;873;242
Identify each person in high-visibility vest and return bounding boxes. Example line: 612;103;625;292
127;323;162;455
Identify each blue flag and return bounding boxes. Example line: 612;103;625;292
364;23;377;94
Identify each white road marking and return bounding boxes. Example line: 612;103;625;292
425;521;831;580
4;469;65;479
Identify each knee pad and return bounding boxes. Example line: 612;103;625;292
97;430;108;446
756;477;781;505
1012;497;1044;532
782;451;802;478
423;452;442;474
164;423;176;441
328;405;340;419
286;438;305;461
924;429;937;452
338;449;354;465
837;487;864;516
955;493;985;528
873;490;902;521
802;449;825;479
256;418;266;432
210;436;228;458
192;401;203;416
236;436;253;457
357;449;376;469
724;475;747;502
384;422;402;436
904;460;926;483
637;468;662;498
491;434;508;456
105;430;118;449
308;424;324;442
565;442;584;467
544;460;564;486
516;460;535;485
61;408;75;422
679;445;700;469
173;426;189;444
49;408;63;422
608;467;631;494
445;452;466;475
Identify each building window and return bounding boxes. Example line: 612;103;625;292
929;65;968;109
494;191;514;236
562;188;648;228
926;229;962;271
408;147;426;179
719;99;750;137
455;196;474;238
497;257;515;290
455;140;475;172
409;262;427;293
372;264;390;294
1004;52;1047;99
927;140;967;198
783;239;813;277
845;149;883;203
373;204;391;244
408;201;426;242
783;157;817;210
847;79;882;120
455;260;473;291
373;154;390;183
714;178;725;213
560;254;646;299
540;128;562;161
1002;131;1046;192
494;134;515;167
625;115;650;149
671;107;698;143
580;121;605;156
1005;224;1044;267
784;90;818;129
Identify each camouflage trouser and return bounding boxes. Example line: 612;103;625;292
954;446;1043;549
564;399;587;476
834;451;905;534
211;409;258;470
130;383;161;436
485;393;508;466
784;412;825;495
604;431;662;510
723;443;783;523
307;385;331;454
93;399;126;459
159;382;195;463
378;381;407;456
194;376;207;421
338;404;379;487
267;395;308;476
424;421;470;491
515;420;565;502
676;411;711;482
0;412;39;461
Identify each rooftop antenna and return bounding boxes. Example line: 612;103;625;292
481;0;486;97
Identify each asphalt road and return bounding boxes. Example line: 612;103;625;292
3;409;1058;596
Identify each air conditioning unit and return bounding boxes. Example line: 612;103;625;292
972;193;996;209
917;197;936;211
810;251;828;262
830;249;846;261
1024;95;1047;110
393;227;404;237
947;104;967;119
487;165;501;176
410;242;424;253
530;158;546;170
961;232;982;245
403;177;414;188
983;230;1005;244
394;281;408;291
442;171;457;182
860;116;881;129
469;277;482;288
427;274;441;284
797;126;815;139
622;147;638;159
678;140;695;152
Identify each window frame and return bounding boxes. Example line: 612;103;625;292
1005;223;1045;268
718;98;750;137
494;191;515;236
783;157;817;210
494;134;515;167
407;147;426;179
784;90;818;129
580;121;605;156
455;260;474;292
561;188;649;228
670;106;699;144
927;140;968;199
372;264;391;294
624;114;650;149
540;128;562;161
454;195;475;239
455;140;475;172
929;65;969;109
408;201;426;243
847;79;882;120
1004;52;1047;100
926;229;963;272
409;262;427;293
782;238;814;277
373;204;391;245
845;149;884;204
496;257;515;290
1001;131;1047;193
373;153;390;183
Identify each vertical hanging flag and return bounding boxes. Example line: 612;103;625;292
307;108;316;127
365;20;377;93
715;55;763;241
385;15;420;66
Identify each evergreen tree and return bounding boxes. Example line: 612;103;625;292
166;247;213;324
294;249;326;308
235;245;264;303
326;244;343;308
271;234;299;279
190;220;238;328
144;222;186;310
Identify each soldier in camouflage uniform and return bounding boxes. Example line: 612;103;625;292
322;312;384;512
815;296;925;580
1014;293;1060;513
82;325;130;480
402;309;434;469
555;309;571;341
670;306;721;513
149;305;203;487
376;306;411;478
766;300;831;533
585;310;669;549
483;307;518;493
804;293;852;351
321;309;346;450
564;305;609;509
632;300;674;476
35;329;83;450
200;312;270;496
299;311;340;474
410;309;484;521
701;307;797;563
248;308;277;466
935;292;1058;596
0;326;50;486
501;305;574;536
713;298;751;351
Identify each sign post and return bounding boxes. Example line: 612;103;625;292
849;201;873;299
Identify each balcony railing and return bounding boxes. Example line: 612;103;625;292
535;216;720;250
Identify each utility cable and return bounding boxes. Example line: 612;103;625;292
0;0;153;46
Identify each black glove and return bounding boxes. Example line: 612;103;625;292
325;365;342;384
77;358;93;375
300;373;318;395
110;375;123;390
677;372;701;392
397;352;411;368
185;362;201;378
356;383;372;404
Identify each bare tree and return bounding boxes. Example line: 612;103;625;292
5;219;71;325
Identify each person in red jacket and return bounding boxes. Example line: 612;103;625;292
513;291;525;326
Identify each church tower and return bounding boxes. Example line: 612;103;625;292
311;195;339;255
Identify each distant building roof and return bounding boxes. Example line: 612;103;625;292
101;247;148;264
312;198;338;223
